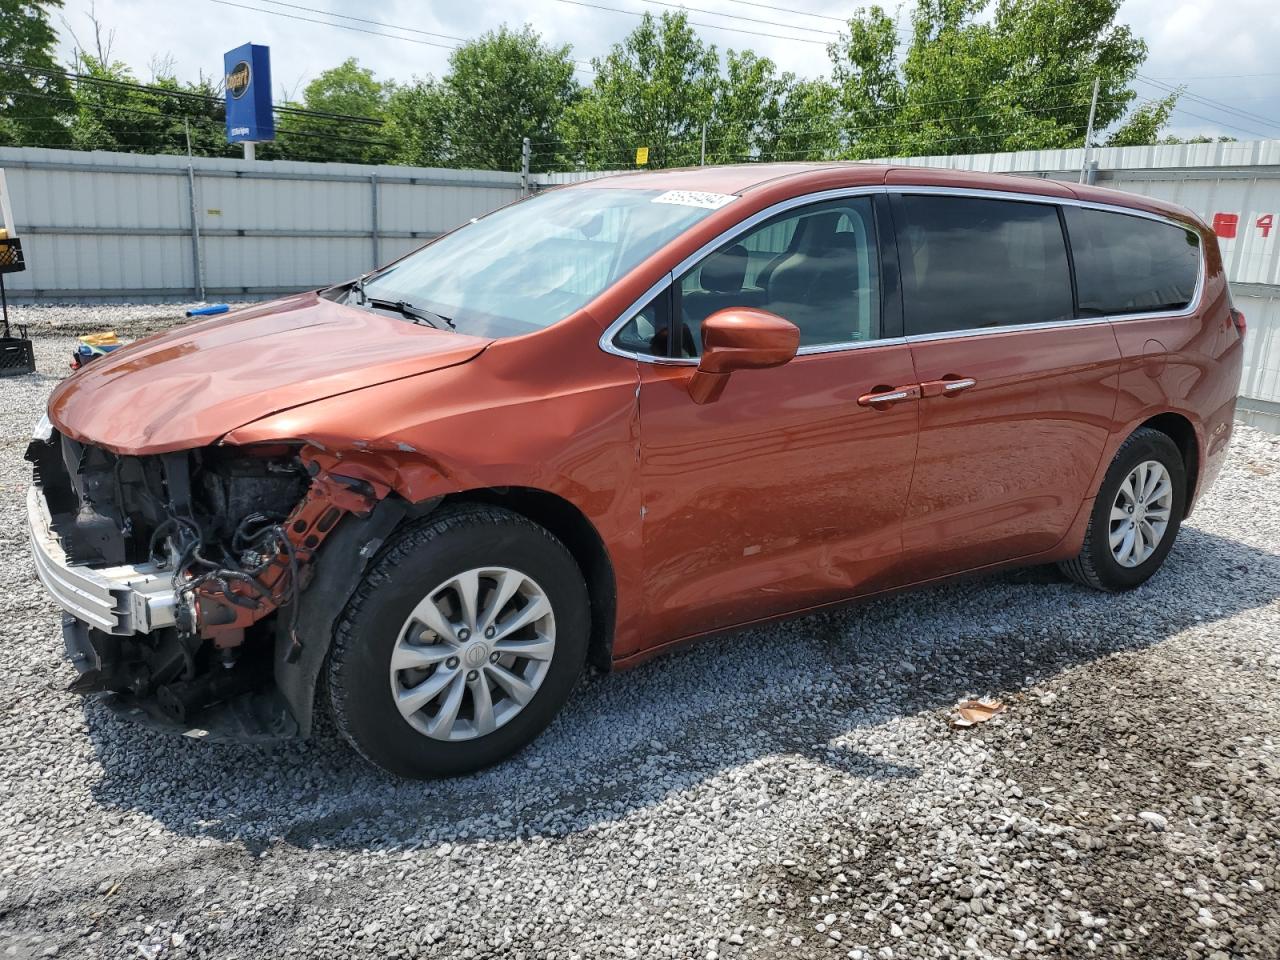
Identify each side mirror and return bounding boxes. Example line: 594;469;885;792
689;307;800;404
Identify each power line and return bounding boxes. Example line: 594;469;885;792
551;0;833;46
636;0;839;37
209;0;596;74
530;80;1104;147
1137;74;1280;133
6;86;399;147
258;0;471;44
209;0;457;50
1163;105;1275;141
252;0;597;70
1146;73;1280;81
720;0;850;24
1;61;387;125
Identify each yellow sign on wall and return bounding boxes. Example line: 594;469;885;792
635;147;649;166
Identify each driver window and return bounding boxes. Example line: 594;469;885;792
677;196;880;357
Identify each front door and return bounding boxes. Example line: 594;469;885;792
635;194;921;642
890;192;1121;581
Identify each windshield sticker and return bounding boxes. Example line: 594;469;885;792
651;190;738;210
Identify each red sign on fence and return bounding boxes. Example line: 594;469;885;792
1212;212;1239;239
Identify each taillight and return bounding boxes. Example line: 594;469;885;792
1232;309;1246;335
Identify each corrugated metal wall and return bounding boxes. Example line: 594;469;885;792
0;147;524;300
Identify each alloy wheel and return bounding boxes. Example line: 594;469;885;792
1109;459;1174;568
388;567;556;741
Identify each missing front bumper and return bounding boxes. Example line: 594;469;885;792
27;485;177;635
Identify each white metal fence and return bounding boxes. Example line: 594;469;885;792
0;147;526;300
3;142;1280;428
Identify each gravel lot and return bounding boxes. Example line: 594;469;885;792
1;305;1278;960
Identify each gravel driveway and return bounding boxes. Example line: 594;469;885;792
1;305;1277;960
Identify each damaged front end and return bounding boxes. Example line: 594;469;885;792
26;424;398;741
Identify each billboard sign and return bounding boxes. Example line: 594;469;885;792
224;43;274;143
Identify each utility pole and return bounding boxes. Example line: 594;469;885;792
243;141;256;162
521;137;531;197
184;117;193;158
700;122;707;166
1079;76;1100;184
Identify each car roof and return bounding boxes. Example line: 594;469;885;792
568;162;1200;227
570;163;856;194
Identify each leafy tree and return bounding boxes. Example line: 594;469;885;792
441;25;577;172
66;54;237;157
767;77;841;161
827;4;903;157
829;0;1152;158
271;58;393;164
704;49;784;163
560;12;719;169
0;0;73;148
1107;91;1179;147
384;78;451;167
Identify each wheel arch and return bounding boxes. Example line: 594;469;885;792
1137;411;1201;511
444;486;617;673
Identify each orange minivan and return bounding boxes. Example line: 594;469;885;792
27;164;1244;777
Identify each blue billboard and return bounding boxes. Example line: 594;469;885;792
224;43;274;143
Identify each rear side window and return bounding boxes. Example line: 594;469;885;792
1064;207;1200;316
896;195;1074;336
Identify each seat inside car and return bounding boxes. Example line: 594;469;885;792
764;216;862;346
682;243;760;317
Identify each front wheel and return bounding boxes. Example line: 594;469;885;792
327;504;589;778
1059;427;1187;592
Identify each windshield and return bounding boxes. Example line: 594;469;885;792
353;187;724;337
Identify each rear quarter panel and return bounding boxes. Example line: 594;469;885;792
1104;222;1242;514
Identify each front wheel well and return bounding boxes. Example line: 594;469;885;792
1137;412;1200;508
443;488;616;672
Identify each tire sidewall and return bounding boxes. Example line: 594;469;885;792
1086;431;1187;590
331;510;589;778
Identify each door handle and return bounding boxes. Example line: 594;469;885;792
920;376;977;398
857;384;920;408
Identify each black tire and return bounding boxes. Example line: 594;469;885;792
1059;427;1187;592
327;504;589;778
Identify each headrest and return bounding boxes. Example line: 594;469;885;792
699;243;748;293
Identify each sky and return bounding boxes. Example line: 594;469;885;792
50;0;1280;145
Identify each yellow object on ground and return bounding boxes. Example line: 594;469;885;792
78;331;120;349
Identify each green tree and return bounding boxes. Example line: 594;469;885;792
0;0;73;148
385;78;451;167
829;0;1150;158
705;49;784;163
66;55;236;157
827;4;903;157
560;12;719;169
271;58;393;164
767;77;841;161
439;25;577;172
1107;91;1179;147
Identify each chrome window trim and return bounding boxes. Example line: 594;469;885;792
597;183;1205;365
798;336;907;356
598;275;694;364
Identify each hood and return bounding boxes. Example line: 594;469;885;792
49;292;492;455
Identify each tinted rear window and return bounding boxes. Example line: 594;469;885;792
896;195;1074;336
1064;207;1200;316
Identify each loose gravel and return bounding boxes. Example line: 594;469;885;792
1;304;1277;960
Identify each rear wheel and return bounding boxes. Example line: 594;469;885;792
327;504;589;778
1059;427;1187;592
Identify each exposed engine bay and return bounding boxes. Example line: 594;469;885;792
25;429;388;738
